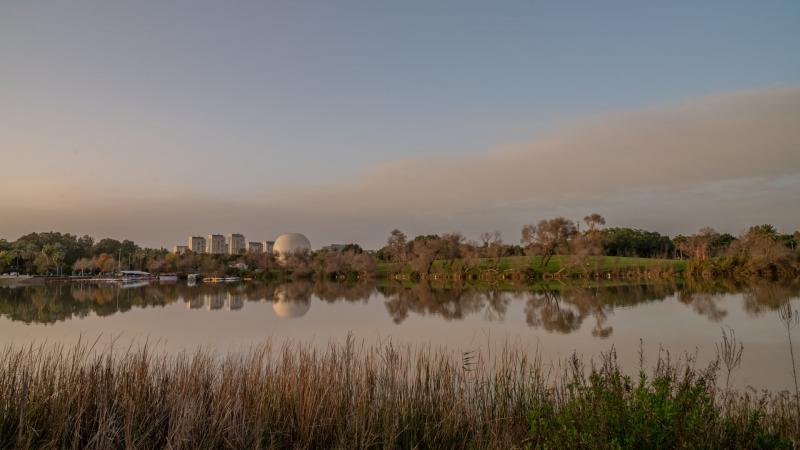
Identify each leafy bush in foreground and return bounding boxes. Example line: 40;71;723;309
526;351;792;449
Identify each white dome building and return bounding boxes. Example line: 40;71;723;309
273;233;311;259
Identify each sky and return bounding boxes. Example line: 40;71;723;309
1;0;799;249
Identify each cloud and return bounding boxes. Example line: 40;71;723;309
263;86;800;241
2;86;799;248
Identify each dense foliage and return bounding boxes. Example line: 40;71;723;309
602;227;674;258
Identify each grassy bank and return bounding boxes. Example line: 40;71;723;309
377;255;688;278
0;339;796;449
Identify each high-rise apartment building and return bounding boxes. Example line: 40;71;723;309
172;245;188;255
187;236;206;253
228;233;246;255
207;234;226;254
264;240;275;255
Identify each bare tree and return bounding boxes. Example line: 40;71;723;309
479;231;504;259
351;252;376;277
409;240;437;276
567;232;604;273
583;213;606;232
521;217;578;266
679;227;719;261
386;229;408;263
284;250;313;278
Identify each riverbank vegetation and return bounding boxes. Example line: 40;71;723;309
1;214;797;281
1;336;798;449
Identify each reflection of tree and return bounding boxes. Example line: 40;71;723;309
379;282;509;324
524;290;584;334
313;281;375;304
0;283;173;324
523;286;622;337
523;284;686;338
3;280;798;329
742;281;799;317
677;293;728;322
676;278;743;322
676;279;800;319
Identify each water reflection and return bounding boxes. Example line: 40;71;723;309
0;281;798;336
273;283;312;318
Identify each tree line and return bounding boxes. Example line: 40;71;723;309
0;232;167;276
2;215;798;279
374;214;799;279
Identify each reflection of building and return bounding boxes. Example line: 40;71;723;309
226;292;245;311
228;233;246;255
172;245;188;255
186;296;205;310
205;291;227;310
272;298;310;318
247;242;264;254
272;284;311;318
264;241;275;255
207;234;226;254
187;236;206;254
273;233;311;260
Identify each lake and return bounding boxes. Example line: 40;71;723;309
1;279;798;391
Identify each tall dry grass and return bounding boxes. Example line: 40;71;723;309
0;337;797;449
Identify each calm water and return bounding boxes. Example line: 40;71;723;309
1;280;799;391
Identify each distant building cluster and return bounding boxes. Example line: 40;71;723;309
172;233;277;256
172;233;309;258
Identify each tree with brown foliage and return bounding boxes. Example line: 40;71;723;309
583;213;606;232
521;217;578;267
385;229;408;263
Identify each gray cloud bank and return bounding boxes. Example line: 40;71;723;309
2;86;799;248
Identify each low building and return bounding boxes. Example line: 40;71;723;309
187;236;206;254
323;244;348;252
247;242;264;254
228;233;246;255
207;234;226;254
172;245;188;255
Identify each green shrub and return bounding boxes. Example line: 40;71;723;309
527;355;792;449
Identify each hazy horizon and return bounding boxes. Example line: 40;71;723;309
2;1;799;249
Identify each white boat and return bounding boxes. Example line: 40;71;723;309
120;270;152;280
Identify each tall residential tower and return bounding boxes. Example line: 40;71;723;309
207;234;226;254
187;236;206;253
228;233;246;255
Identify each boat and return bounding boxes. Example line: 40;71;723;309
202;276;241;283
120;270;153;280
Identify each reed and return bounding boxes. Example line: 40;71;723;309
0;337;797;449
